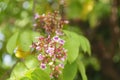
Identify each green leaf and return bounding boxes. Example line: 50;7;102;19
79;35;91;55
64;30;81;63
19;31;32;51
6;32;19;54
77;60;87;80
24;55;39;69
31;31;40;42
20;77;31;80
8;56;39;80
89;13;98;28
10;62;29;80
67;0;82;19
63;61;77;80
24;70;33;80
31;68;50;80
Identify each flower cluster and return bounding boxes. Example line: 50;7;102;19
31;35;67;78
31;11;68;78
33;11;68;34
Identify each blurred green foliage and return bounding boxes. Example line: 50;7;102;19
0;0;120;80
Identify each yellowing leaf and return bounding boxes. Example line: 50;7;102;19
15;47;30;58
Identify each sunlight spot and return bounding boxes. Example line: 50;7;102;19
0;32;5;41
23;1;29;9
2;54;14;67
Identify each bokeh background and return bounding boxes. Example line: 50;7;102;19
0;0;120;80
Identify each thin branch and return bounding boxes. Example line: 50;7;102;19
109;0;120;55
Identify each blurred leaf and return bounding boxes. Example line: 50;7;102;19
8;55;39;80
63;61;77;80
94;2;110;17
10;62;28;80
24;55;39;69
77;60;87;80
24;70;34;79
31;31;41;42
6;32;19;54
20;77;31;80
19;30;32;52
89;13;98;28
64;30;81;63
64;30;91;63
79;35;91;55
67;0;82;19
80;0;94;20
31;68;50;80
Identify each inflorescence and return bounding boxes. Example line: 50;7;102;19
31;11;68;78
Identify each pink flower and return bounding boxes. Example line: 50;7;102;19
40;63;46;70
50;73;53;78
64;20;69;24
34;13;40;19
52;56;56;61
38;54;44;61
60;57;65;61
33;23;37;27
55;30;64;36
59;64;64;68
36;46;41;50
52;36;60;42
46;47;55;56
58;39;65;45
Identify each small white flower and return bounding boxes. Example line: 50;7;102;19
36;46;41;50
48;62;53;65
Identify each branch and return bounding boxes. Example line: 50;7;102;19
109;0;120;55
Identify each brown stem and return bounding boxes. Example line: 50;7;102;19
109;0;120;55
